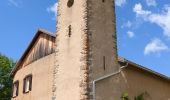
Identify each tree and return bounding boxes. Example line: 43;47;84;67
0;54;15;100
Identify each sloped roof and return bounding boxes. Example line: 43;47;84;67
10;28;56;76
10;29;170;82
118;57;170;82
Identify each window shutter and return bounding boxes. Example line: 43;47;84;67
16;81;19;96
23;78;26;93
29;75;32;91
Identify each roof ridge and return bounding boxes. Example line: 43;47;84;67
38;28;56;37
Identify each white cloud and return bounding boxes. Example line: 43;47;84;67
144;38;169;55
115;0;126;7
146;0;157;7
133;4;170;38
148;7;170;38
127;31;134;38
133;3;151;18
121;21;132;28
47;3;58;17
8;0;19;7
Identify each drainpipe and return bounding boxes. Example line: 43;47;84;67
92;63;128;100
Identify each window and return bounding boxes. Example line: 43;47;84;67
103;56;106;70
67;0;74;8
12;81;19;98
23;74;32;93
68;25;72;37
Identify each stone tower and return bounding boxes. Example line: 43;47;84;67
53;0;119;100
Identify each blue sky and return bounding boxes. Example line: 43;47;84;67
0;0;170;77
0;0;56;59
116;0;170;77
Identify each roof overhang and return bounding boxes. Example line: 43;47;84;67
118;57;170;82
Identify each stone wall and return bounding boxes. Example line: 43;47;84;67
53;0;88;100
87;0;119;99
54;0;118;100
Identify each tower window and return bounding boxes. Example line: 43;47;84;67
103;56;106;70
67;0;74;8
68;25;72;37
102;0;105;2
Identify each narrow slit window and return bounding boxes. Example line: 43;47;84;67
68;25;72;37
102;0;105;2
103;56;106;70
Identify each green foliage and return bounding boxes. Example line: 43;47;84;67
0;54;15;100
121;92;146;100
134;93;145;100
121;92;129;100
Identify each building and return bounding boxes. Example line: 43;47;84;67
11;0;170;100
11;29;55;100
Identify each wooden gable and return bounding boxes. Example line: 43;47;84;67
20;33;55;67
11;29;56;76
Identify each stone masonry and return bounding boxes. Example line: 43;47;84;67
53;0;119;100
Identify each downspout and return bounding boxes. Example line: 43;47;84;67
92;62;128;100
